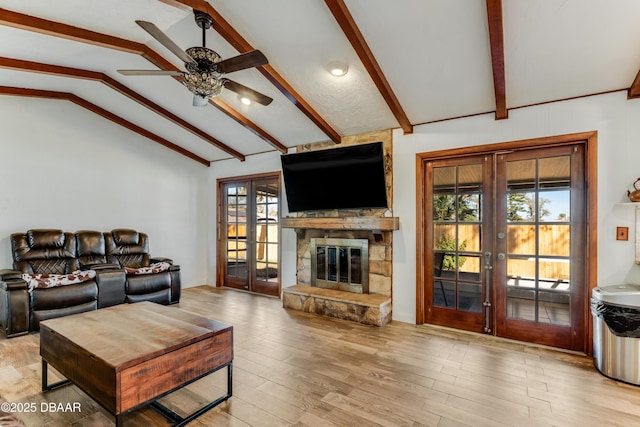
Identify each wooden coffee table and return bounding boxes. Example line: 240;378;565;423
39;301;233;426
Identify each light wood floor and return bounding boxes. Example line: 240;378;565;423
2;286;640;426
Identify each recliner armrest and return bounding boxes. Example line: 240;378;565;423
81;263;120;271
151;257;173;265
167;264;181;304
0;277;29;337
0;278;28;291
0;269;22;281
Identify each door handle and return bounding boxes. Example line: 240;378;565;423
483;252;492;269
497;253;506;261
483;251;492;333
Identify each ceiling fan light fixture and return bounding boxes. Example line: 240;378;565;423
181;46;223;104
183;71;223;100
327;60;349;77
185;47;221;71
192;94;209;107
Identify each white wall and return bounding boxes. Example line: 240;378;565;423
0;97;209;288
392;91;640;323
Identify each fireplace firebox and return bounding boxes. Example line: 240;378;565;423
310;238;369;294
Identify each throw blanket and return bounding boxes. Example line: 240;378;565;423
21;270;96;292
0;397;26;427
124;262;171;275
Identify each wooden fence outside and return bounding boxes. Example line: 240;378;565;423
434;224;570;280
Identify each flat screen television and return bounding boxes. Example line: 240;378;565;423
281;141;388;212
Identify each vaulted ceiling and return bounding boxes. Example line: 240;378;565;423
2;1;640;166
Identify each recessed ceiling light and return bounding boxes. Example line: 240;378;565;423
327;60;348;77
240;96;252;105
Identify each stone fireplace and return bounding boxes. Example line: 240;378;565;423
281;129;397;326
295;226;393;295
281;219;397;326
311;237;368;294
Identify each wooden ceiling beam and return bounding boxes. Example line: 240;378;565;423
0;57;101;80
629;70;640;99
167;0;342;144
0;86;210;166
0;8;143;54
0;56;248;160
324;0;413;134
0;8;286;156
208;97;287;152
486;0;508;120
0;8;177;73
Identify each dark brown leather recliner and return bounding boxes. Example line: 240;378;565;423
104;229;181;305
0;229;125;336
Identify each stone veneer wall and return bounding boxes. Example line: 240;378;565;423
292;129;393;297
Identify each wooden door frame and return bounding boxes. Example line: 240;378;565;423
415;131;598;354
216;172;282;296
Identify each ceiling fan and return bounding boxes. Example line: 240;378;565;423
118;11;272;107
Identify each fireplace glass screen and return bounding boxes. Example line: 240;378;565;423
311;238;369;294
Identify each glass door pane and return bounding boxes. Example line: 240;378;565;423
505;155;571;326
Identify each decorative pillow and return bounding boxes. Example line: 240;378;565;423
21;270;96;292
124;262;170;275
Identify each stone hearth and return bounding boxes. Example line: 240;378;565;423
283;284;391;326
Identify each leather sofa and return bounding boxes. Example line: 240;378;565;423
0;229;181;337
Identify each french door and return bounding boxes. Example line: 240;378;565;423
423;143;588;351
218;174;280;297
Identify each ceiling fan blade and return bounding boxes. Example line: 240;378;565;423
117;70;184;76
135;20;197;66
223;79;273;106
216;50;268;74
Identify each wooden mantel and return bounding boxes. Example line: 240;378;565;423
281;216;399;231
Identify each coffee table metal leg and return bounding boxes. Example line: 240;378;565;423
41;360;47;391
41;359;71;392
116;413;124;427
228;360;233;396
149;361;233;427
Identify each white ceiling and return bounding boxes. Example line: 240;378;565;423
2;0;640;165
